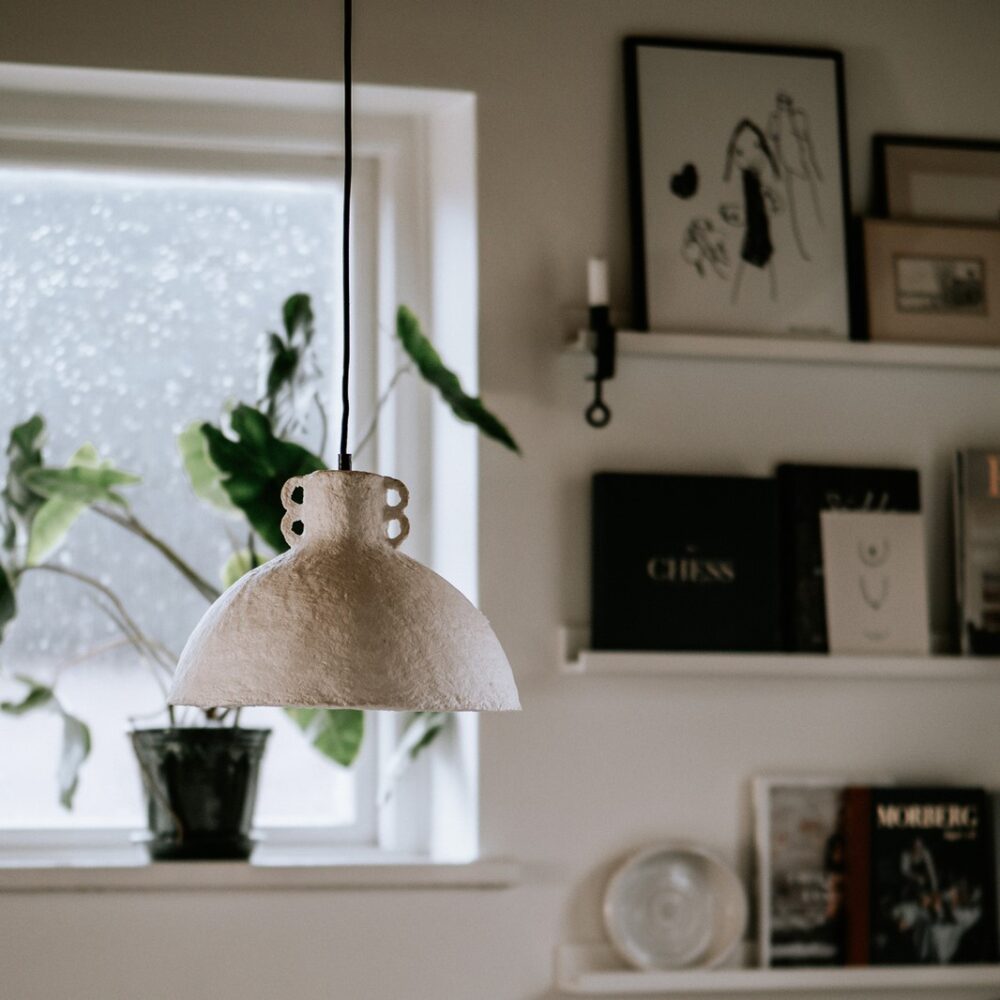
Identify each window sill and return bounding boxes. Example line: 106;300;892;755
0;852;520;893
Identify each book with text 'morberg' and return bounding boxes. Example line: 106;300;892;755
844;786;997;966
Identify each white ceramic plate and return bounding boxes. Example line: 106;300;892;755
602;842;747;971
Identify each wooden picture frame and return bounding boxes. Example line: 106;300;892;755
863;218;1000;346
873;134;1000;222
625;37;853;338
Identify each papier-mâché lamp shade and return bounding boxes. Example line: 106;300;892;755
167;469;520;711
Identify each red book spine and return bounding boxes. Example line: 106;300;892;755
844;786;872;966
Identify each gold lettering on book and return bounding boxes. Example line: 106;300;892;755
646;556;736;584
875;802;979;830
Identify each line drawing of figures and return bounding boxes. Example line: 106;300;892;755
720;118;782;304
767;91;824;261
680;216;730;279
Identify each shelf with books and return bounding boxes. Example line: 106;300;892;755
558;628;1000;680
555;943;1000;996
568;329;1000;372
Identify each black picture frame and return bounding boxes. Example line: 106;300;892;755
872;133;1000;220
624;36;854;337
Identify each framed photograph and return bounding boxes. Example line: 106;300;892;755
624;37;853;338
863;218;1000;346
753;776;848;968
873;134;1000;222
819;510;930;655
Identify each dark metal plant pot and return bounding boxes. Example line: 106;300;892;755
130;728;270;861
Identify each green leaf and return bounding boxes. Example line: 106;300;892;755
1;676;91;808
57;709;92;810
220;548;267;589
264;334;299;413
8;416;45;460
2;414;46;552
395;307;520;454
260;293;319;430
202;404;325;553
24;465;139;508
406;711;448;760
285;708;364;767
177;422;239;515
0;564;16;640
0;676;54;715
27;444;105;565
283;292;315;344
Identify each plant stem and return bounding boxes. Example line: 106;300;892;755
89;597;172;696
314;392;329;460
353;363;412;462
54;636;134;676
92;506;221;603
21;564;175;678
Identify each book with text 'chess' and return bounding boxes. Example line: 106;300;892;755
776;464;921;652
591;472;780;651
844;786;996;966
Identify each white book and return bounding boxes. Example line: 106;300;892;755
819;510;929;655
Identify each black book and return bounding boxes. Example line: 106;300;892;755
776;464;920;652
591;472;780;651
845;786;996;966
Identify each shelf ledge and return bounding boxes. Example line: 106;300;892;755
0;855;520;893
558;627;1000;681
567;329;1000;372
555;944;1000;996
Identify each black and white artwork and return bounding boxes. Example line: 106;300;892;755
893;255;986;315
626;39;852;337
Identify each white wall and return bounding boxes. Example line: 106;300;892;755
3;2;1000;998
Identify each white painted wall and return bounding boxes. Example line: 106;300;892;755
2;2;1000;998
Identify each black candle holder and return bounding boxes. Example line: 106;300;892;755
585;305;616;428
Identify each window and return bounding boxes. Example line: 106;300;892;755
0;63;481;863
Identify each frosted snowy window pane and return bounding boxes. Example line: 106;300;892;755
0;167;360;831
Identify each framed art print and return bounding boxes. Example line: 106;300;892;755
625;37;852;339
863;218;1000;346
873;134;1000;222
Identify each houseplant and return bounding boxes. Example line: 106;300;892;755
0;295;518;857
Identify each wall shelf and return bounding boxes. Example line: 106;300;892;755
558;628;1000;681
555;944;1000;997
567;329;1000;372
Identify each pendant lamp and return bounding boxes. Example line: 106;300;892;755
167;0;519;713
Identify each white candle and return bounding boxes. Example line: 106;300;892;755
587;257;608;307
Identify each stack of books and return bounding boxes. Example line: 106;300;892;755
755;780;998;968
592;465;922;653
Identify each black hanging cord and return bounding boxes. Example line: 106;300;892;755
338;0;353;471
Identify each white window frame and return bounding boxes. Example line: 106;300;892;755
0;62;482;866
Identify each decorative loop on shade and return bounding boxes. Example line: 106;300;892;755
280;477;307;548
381;476;410;549
168;470;520;712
